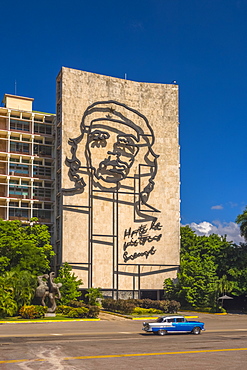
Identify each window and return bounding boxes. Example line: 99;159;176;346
9;202;18;207
10;141;30;154
9;180;19;185
33;203;42;209
176;318;185;323
10;163;29;176
33;165;51;177
9;185;29;197
33;187;51;199
34;123;52;135
10;158;20;163
34;138;43;144
10;119;30;132
9;207;28;218
33;209;51;220
34;181;42;187
34;144;52;156
34;159;42;165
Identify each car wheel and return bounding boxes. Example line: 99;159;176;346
157;329;167;336
192;326;201;335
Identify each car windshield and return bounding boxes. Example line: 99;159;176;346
156;317;165;323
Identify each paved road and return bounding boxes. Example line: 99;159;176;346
0;313;247;369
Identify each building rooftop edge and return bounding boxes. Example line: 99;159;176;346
59;66;178;87
3;94;34;102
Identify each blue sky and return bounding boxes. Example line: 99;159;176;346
0;0;246;241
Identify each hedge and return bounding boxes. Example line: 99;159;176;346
102;298;180;314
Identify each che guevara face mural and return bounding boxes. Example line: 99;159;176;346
63;100;162;269
64;101;159;209
86;121;140;186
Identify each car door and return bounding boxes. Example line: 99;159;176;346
174;318;192;332
166;318;176;331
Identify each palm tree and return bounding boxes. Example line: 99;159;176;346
216;275;234;296
236;206;247;241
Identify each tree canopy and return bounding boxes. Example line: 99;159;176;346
0;218;54;275
164;226;247;310
236;206;247;241
0;218;55;316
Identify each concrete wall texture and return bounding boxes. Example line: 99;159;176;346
56;67;180;297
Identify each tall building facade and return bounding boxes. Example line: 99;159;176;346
55;67;180;299
0;68;180;299
0;94;55;228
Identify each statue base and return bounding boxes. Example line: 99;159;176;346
45;313;56;317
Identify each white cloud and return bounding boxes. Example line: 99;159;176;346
211;205;224;210
184;221;244;244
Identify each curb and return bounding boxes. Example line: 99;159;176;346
180;310;227;315
0;318;100;324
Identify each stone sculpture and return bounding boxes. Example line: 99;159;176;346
36;272;62;313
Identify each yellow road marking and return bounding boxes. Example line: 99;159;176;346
1;347;247;364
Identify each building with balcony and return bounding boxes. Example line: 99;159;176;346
0;94;55;227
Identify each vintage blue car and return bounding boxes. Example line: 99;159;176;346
142;315;205;336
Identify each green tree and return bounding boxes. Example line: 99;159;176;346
0;218;54;275
216;275;235;296
166;226;240;310
236;206;247;241
163;278;177;300
0;218;54;317
55;263;83;305
85;287;103;306
0;269;36;317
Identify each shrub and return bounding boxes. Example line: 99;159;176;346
19;305;47;319
66;307;89;318
158;300;169;312
168;300;181;313
68;300;85;308
141;299;155;309
102;299;135;314
87;305;100;318
132;307;163;315
56;305;72;315
85;288;103;306
55;263;83;305
0;291;18;318
102;298;180;314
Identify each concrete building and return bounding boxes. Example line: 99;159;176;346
0;94;55;228
0;68;180;299
55;67;180;299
